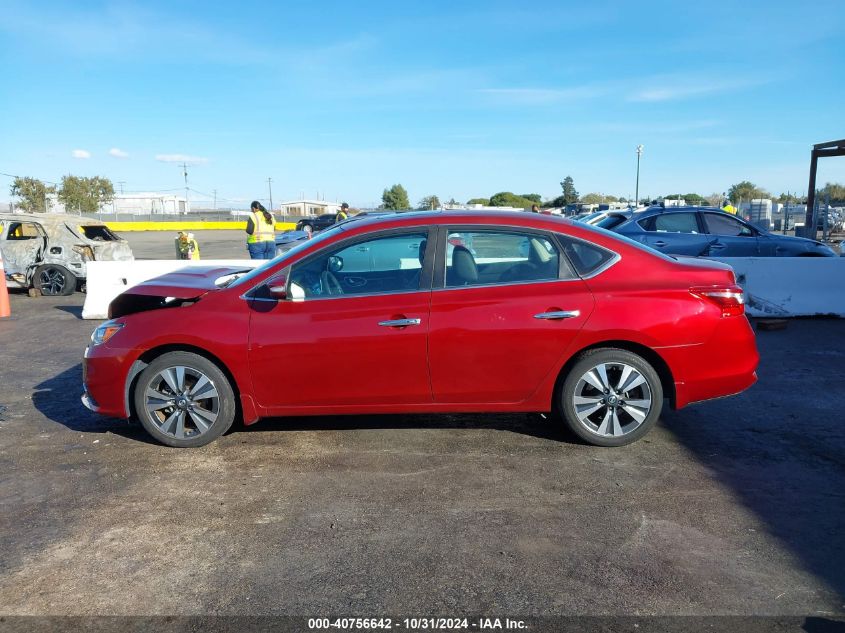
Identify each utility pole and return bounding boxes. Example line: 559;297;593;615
181;162;189;214
117;181;125;195
635;145;644;207
267;177;274;212
212;189;217;210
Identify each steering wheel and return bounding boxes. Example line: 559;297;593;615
320;270;343;296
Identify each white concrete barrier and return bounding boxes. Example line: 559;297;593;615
83;256;845;320
83;260;259;319
711;257;845;317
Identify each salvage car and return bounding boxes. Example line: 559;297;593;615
0;213;134;295
610;206;836;257
83;211;759;448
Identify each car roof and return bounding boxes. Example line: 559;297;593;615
0;213;108;227
335;209;574;231
636;205;723;215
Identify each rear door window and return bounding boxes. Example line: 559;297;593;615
642;213;701;234
444;230;569;288
6;222;42;240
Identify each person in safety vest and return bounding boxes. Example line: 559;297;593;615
246;201;277;259
722;200;737;215
175;231;200;260
335;202;350;223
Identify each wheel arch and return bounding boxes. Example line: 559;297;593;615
125;343;244;421
552;340;676;410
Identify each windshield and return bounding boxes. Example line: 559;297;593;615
228;225;342;288
593;214;628;229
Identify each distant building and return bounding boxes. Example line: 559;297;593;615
111;193;189;214
663;198;686;207
443;204;526;212
279;199;341;216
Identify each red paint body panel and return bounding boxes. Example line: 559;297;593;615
428;279;594;403
82;212;759;427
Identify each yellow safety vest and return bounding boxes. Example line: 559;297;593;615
247;211;276;243
722;204;737;215
336;210;348;222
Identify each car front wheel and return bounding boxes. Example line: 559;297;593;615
35;264;76;296
133;351;236;447
558;348;663;447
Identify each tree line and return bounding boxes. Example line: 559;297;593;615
11;175;845;214
10;175;115;213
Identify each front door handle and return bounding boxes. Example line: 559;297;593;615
653;240;667;247
378;318;422;327
534;310;580;320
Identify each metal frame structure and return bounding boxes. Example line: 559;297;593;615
805;139;845;235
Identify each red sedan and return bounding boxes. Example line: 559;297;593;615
82;211;758;448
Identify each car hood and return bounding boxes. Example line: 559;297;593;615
760;234;836;255
108;265;253;318
125;265;253;298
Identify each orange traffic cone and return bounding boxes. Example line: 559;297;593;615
0;250;11;318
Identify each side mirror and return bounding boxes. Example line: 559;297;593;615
267;273;288;299
328;255;344;273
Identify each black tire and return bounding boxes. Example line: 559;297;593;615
558;348;663;447
133;351;236;448
34;264;76;296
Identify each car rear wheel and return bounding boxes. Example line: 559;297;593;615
34;264;76;296
558;348;663;447
133;351;236;448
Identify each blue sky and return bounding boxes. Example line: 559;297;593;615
1;0;843;208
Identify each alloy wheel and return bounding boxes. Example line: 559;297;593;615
572;361;653;438
39;268;66;295
144;366;220;440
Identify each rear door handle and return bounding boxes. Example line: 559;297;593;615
378;318;422;327
534;310;580;320
653;240;667;247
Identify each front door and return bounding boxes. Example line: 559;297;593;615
247;229;435;410
428;228;594;403
700;212;760;256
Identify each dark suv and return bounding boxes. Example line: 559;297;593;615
610;206;836;257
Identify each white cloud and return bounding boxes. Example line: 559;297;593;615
71;149;91;159
109;147;129;158
627;78;772;103
155;154;209;164
478;85;610;104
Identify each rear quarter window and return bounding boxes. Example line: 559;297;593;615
558;237;616;277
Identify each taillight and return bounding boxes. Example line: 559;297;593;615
690;285;745;317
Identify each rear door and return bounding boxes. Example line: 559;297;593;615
428;227;594;404
701;212;760;256
637;212;712;256
0;220;46;272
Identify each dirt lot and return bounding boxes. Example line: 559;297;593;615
0;231;844;619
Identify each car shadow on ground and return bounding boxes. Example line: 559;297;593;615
34;363;572;446
32;363;157;445
665;392;845;604
239;411;566;442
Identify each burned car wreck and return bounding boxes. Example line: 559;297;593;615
0;213;134;295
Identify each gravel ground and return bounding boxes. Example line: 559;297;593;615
0;231;843;620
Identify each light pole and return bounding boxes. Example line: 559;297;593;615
267;177;274;212
635;145;644;207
